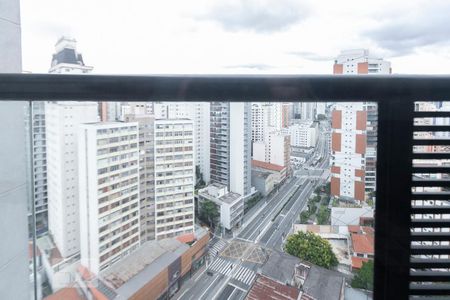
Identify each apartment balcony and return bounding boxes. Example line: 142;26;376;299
1;74;450;299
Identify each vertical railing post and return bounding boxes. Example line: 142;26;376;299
374;99;414;299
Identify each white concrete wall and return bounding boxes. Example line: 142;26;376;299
252;142;266;162
230;103;246;196
0;1;29;298
45;102;98;258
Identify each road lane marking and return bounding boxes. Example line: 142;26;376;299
228;282;246;292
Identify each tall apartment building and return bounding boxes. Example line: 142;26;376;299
45;102;98;258
299;102;316;121
49;37;93;74
154;119;195;239
99;102;125;122
0;0;30;298
124;114;156;242
210;102;252;198
251;102;271;142
253;131;290;168
28;37;94;239
78;122;140;274
121;102;153;117
268;102;291;131
331;49;391;202
283;122;318;148
31;102;49;236
154;102;210;184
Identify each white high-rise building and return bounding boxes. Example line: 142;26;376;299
154;102;210;184
49;37;93;74
31;37;95;238
154;119;195;239
283;122;318;148
299;102;317;121
45;102;98;258
78;122;141;274
31;102;49;236
124;114;156;242
28;37;93;238
268;103;291;131
253;131;290;168
251;102;271;142
332;49;391;202
210;102;252;198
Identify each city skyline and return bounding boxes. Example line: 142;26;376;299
20;0;450;75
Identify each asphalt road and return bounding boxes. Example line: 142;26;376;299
175;121;331;300
237;176;305;242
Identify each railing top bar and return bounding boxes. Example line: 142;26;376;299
1;73;450;101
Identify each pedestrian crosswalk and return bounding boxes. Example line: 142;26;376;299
208;257;256;286
208;257;236;276
208;238;228;259
232;265;256;286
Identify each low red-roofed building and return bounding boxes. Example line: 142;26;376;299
349;225;374;271
176;233;196;244
252;160;287;183
246;275;300;300
351;257;370;270
44;286;86;300
347;225;360;234
352;234;374;255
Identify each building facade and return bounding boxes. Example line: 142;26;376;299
251;102;271;142
283;122;318;148
124;114;156;242
45;102;98;258
198;183;243;231
331;49;391;202
210;102;252;198
154;119;195;239
31;102;49;236
253;131;290;168
154;102;210;184
78;122;141;274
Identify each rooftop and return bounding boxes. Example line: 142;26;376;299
251;170;273;179
301;265;345;300
199;184;242;205
351;257;370;270
101;238;188;294
351;233;374;254
252;160;285;172
331;207;374;226
43;286;86;300
261;251;300;285
260;251;345;300
246;275;299;300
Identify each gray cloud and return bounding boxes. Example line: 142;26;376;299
199;0;309;33
225;63;275;70
365;4;450;56
288;51;333;61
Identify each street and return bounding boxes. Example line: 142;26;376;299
175;120;330;300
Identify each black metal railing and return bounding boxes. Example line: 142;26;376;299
1;73;450;299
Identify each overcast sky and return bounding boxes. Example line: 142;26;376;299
20;0;450;74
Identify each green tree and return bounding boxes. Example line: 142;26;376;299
317;206;331;225
300;211;310;223
284;231;338;269
308;203;317;214
324;182;331;196
199;199;219;228
351;260;374;291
